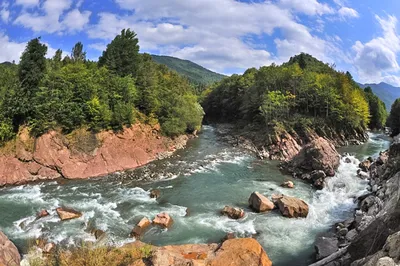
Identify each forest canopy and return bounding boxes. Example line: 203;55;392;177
0;30;204;143
202;53;386;135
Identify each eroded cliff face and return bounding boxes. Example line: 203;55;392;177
0;124;188;187
215;123;368;162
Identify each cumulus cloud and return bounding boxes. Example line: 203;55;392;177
353;15;400;84
0;34;26;62
15;0;39;8
338;7;359;20
279;0;334;16
88;0;340;73
14;0;91;33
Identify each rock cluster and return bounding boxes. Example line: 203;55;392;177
312;140;400;266
286;137;341;189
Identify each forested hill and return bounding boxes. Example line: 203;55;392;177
357;82;400;111
203;53;387;137
0;29;204;144
151;55;226;86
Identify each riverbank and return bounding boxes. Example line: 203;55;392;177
212;123;368;161
311;134;400;265
0;124;190;187
0;126;389;266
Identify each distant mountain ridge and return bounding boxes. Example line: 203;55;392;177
358;82;400;111
151;55;226;86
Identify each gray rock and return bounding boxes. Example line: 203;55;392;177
383;231;400;260
346;229;358;242
377;257;396;266
315;235;339;260
338;228;349;237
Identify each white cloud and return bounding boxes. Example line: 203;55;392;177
15;0;39;8
0;34;26;62
63;9;91;32
14;0;91;33
0;9;9;23
279;0;334;16
88;0;342;73
338;7;359;20
353;15;400;84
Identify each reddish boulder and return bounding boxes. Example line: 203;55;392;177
248;192;274;212
288;137;340;177
37;210;49;219
150;238;271;266
153;213;173;228
130;217;152;238
0;231;20;266
221;206;245;219
271;194;284;205
56;207;82;221
276;195;309;218
281;180;294;188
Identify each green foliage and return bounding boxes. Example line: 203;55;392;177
0;30;203;144
99;29;140;77
364;87;388;129
151;55;225;89
71;42;86;63
203;53;371;134
387;99;400;136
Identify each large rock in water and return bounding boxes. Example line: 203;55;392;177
56;207;82;221
150;238;272;266
276;195;309;218
221;206;245;219
0;231;20;266
248;192;275;212
288;137;340;177
153;213;174;228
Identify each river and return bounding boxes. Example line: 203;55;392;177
0;126;391;265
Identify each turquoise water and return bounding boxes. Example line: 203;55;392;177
0;127;390;265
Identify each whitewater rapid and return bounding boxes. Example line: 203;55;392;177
0;127;390;266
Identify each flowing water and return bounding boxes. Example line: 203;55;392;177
0;126;391;265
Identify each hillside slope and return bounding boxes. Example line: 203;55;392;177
358;82;400;111
151;55;225;86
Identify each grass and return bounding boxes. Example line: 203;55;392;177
28;244;154;266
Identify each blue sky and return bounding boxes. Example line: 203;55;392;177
1;0;400;86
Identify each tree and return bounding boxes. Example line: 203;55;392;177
98;29;140;77
71;42;86;62
387;99;400;136
12;38;48;125
364;87;387;129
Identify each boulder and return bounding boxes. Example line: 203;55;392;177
91;229;106;240
130;217;152;238
281;181;294;188
248;192;274;212
56;207;82;221
315;234;339;260
376;151;389;166
210;238;272;266
43;242;56;253
37;209;49;219
150;238;272;266
150;189;161;199
377;257;396;266
153;213;173;228
276;195;309;218
0;231;20;266
271;194;284;205
383;231;400;260
359;159;372;172
288;137;340;177
221;206;245;219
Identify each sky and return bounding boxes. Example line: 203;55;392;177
1;0;400;86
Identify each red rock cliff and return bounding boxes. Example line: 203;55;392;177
0;124;188;187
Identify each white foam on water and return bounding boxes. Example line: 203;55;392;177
195;213;257;235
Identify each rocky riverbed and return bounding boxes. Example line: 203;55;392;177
311;136;400;266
